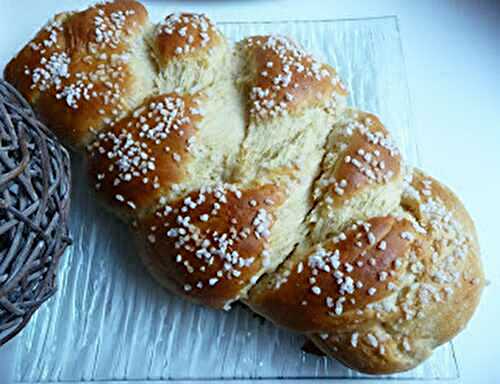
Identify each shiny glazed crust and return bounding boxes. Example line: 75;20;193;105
4;0;484;375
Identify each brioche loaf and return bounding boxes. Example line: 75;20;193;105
4;0;484;374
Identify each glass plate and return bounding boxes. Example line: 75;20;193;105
13;17;458;382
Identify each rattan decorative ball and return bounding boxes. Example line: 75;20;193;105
0;79;71;346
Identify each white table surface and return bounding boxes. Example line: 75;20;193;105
1;1;498;383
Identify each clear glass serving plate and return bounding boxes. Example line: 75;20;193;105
13;16;459;382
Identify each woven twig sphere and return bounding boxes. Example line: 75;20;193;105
0;79;71;346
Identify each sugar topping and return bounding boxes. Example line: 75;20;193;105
295;218;410;316
243;35;344;119
28;51;70;92
94;7;137;49
9;2;482;354
339;115;399;181
156;13;220;58
22;1;141;116
401;174;473;311
29;18;64;51
144;183;278;293
314;113;400;205
87;93;198;212
351;332;359;347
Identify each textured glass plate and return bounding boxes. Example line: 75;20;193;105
13;17;458;382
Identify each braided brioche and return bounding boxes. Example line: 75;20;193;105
4;0;484;374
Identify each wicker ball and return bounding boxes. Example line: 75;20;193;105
0;79;71;346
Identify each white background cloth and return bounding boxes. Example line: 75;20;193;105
0;1;498;383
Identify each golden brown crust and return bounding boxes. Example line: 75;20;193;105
87;93;203;219
310;110;402;212
308;168;485;374
4;1;484;375
238;35;347;120
136;183;285;308
4;12;71;105
35;52;138;147
4;0;150;148
309;330;422;374
331;112;401;204
154;13;222;67
247;216;414;332
63;0;148;53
